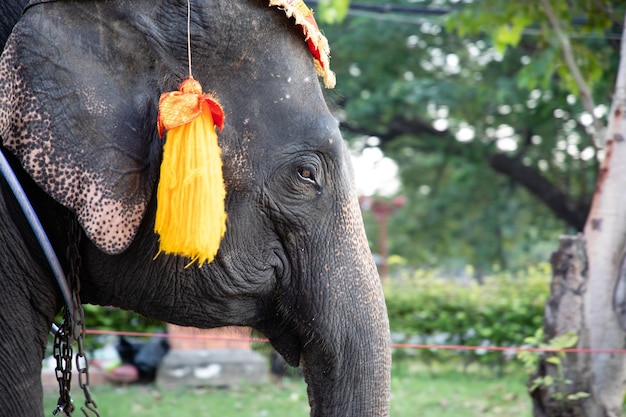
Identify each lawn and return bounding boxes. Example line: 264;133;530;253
43;361;532;416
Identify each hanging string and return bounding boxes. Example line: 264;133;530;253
187;0;193;77
155;0;227;265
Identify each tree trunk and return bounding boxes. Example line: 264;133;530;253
533;12;626;417
580;12;626;415
531;235;590;417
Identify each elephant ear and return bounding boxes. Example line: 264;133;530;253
0;6;161;254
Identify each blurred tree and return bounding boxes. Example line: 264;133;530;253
317;2;626;412
315;0;624;273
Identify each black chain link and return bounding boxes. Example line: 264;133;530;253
76;332;99;416
52;315;75;416
52;213;100;417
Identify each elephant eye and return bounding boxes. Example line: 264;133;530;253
297;166;316;184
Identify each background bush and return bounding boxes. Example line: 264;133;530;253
73;265;550;371
385;265;550;371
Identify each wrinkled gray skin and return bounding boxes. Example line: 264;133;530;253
0;0;391;416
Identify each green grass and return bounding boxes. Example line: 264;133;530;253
43;362;532;417
390;362;530;417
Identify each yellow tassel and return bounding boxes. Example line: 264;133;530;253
155;77;226;266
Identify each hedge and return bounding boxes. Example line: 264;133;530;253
75;265;550;369
384;265;551;369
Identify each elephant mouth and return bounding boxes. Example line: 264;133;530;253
268;330;302;367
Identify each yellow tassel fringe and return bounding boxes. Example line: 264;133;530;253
155;78;227;266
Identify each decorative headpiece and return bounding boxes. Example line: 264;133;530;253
269;0;336;88
154;0;335;266
155;77;226;266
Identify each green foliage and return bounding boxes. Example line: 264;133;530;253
49;306;164;353
517;329;590;404
385;266;550;368
315;0;350;23
82;304;164;333
364;157;566;273
447;0;620;96
320;0;622;271
491;15;534;53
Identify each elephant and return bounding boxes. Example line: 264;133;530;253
0;0;391;416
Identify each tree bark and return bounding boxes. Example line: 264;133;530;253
534;12;626;417
580;12;626;416
531;235;590;417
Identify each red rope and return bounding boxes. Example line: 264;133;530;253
391;342;626;354
84;329;626;354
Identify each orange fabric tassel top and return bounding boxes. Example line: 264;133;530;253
155;77;227;266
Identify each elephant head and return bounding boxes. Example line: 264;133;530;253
0;1;391;416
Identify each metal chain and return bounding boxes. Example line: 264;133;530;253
52;314;75;416
67;212;100;417
52;213;100;417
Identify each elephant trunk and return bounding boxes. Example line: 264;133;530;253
301;301;391;417
297;198;391;417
